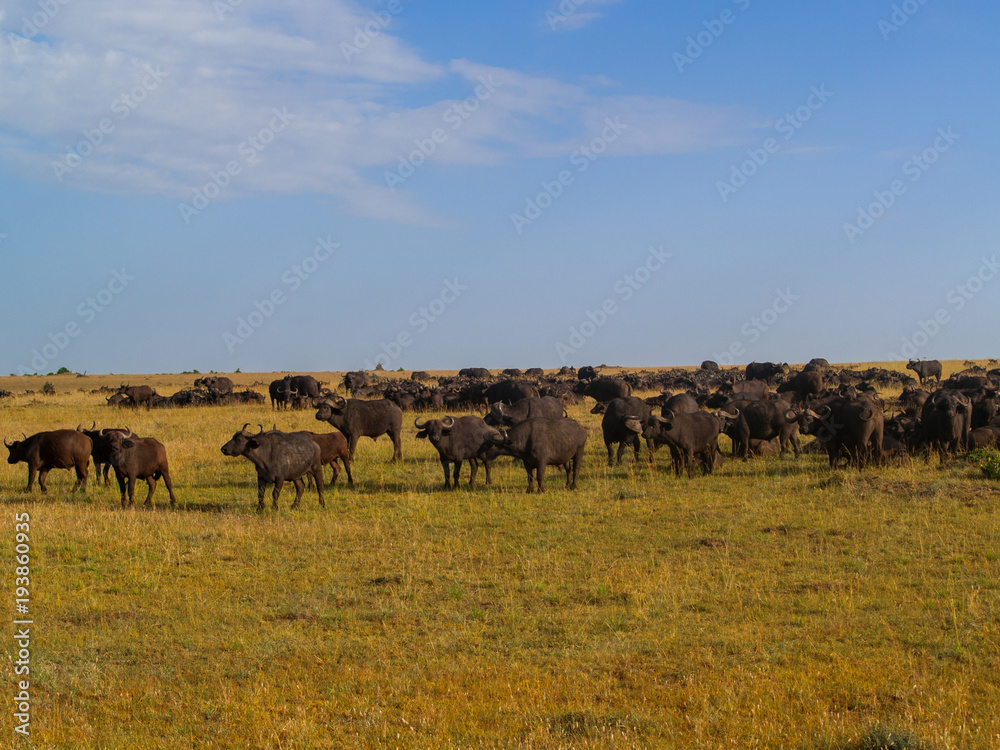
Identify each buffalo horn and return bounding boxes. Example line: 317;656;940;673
414;417;428;429
442;416;455;428
3;436;12;448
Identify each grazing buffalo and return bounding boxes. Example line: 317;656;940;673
595;396;653;465
906;359;943;384
117;384;156;408
573;377;631;404
745;362;788;382
486;417;588;493
484;396;565;427
484;379;540;406
414;416;497;489
459;368;491;379
221;425;324;510
642;410;737;478
315;395;403;460
104;429;177;508
5;429;92;492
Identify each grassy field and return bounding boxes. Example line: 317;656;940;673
2;364;999;749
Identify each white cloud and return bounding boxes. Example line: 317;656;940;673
0;0;754;225
543;0;624;33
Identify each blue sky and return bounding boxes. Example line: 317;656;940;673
1;0;998;375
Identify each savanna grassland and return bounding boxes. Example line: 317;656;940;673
2;364;999;750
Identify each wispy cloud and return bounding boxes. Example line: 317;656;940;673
0;0;753;225
543;0;624;33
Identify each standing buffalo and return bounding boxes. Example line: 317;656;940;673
314;396;403;460
776;370;825;404
221;425;324;510
573;377;631;403
642;410;736;478
484;396;565;427
800;396;884;469
724;400;805;458
78;422;128;485
459;368;491;379
414;416;497;489
104;429;177;508
485;417;587;493
117;384;156;408
906;359;943;384
484;379;540;406
593;396;653;465
745;362;788;382
5;429;92;491
919;389;971;460
342;371;370;395
300;431;353;486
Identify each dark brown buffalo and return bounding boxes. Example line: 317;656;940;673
78;422;128;485
315;395;403;460
906;359;943;384
104;429;177;508
414;416;497;489
221;424;324;510
117;384;156;408
300;431;353;486
485;417;588;493
5;429;92;491
484;396;565;427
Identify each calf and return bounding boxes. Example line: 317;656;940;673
104;429;177;508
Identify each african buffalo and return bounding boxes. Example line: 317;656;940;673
117;384;156;409
800;396;884;469
5;429;92;492
642;410;736;478
414;416;497;489
459;367;491;379
906;359;943;384
484;396;565;427
486;417;588;493
104;429;177;509
300;431;353;487
315;395;403;460
78;422;128;485
745;362;788;382
776;371;825;404
725;400;806;458
194;376;234;395
573;377;631;404
919;389;972;460
595;396;653;465
221;425;324;510
484;379;540;406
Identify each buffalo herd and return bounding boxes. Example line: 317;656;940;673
5;359;1000;508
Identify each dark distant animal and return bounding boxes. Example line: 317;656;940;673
411;371;432;382
524;368;545;378
745;362;788;382
342;371;370;394
5;429;92;491
221;424;324;510
117;384;156;408
458;368;491;379
314;395;403;460
577;366;599;380
484;379;540;406
269;379;291;410
724;400;806;458
968;387;999;428
414;416;497;489
106;393;129;407
595;396;653;465
485;417;587;493
573;377;631;403
730;379;770;399
906;359;942;384
501;368;523;378
776;371;825;404
282;375;323;407
104;428;177;509
701;360;719;371
484;396;565;427
194;376;234;395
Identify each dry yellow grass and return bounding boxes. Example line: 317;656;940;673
1;363;999;748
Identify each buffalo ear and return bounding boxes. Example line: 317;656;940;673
440;429;452;437
247;438;260;449
122;439;136;448
415;431;428;440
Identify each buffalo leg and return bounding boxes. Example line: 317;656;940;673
257;478;268;511
115;469;128;507
272;479;284;509
343;455;354;485
615;440;628;465
468;458;478;489
74;461;88;491
39;468;52;492
606;441;615;466
391;429;402;461
441;459;452;489
327;460;340;487
127;476;137;507
290;478;304;509
160;468;178;508
452;461;461;488
144;477;157;507
27;466;38;492
536;463;546;493
312;468;325;507
483;458;492;486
